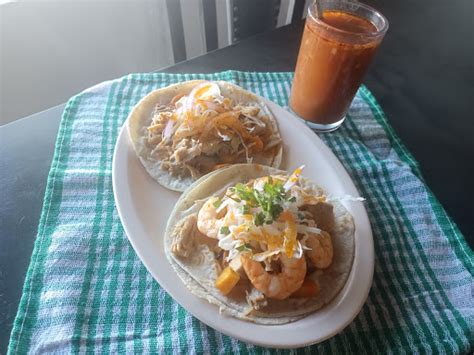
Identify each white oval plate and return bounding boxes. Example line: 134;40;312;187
112;99;373;349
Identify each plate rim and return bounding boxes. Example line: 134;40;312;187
112;98;374;349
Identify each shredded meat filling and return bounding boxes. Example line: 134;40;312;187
145;85;280;179
300;202;335;232
171;214;197;258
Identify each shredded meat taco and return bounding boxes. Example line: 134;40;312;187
164;164;356;324
127;80;283;191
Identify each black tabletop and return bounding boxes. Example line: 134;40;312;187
1;1;473;352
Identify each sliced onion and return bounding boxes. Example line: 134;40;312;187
297;225;321;235
218;234;235;250
252;249;280;262
283;165;305;191
216;129;231;141
186;82;221;110
162;119;174;140
245;115;266;127
216;197;232;213
293;241;304;259
327;194;366;203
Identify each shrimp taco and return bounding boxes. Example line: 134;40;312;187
164;164;356;324
128;80;283;191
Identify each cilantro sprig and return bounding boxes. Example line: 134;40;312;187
240;204;250;214
213;198;222;208
254;212;265;226
230;178;292;225
236;243;252;253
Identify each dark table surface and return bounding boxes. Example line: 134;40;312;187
1;0;473;352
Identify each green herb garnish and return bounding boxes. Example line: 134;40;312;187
213;198;222;208
220;226;230;235
254;212;265;226
233;183;257;204
232;177;289;225
241;204;250;214
269;204;283;220
236;243;252;253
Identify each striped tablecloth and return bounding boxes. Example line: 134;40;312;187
8;71;473;354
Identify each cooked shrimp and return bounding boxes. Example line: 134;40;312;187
305;231;333;269
241;254;306;300
197;196;225;239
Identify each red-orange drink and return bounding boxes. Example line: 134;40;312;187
290;1;388;131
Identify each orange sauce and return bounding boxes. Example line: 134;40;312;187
290;10;381;124
323;10;376;33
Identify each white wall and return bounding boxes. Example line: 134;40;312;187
0;0;174;125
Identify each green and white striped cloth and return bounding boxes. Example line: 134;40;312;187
8;71;473;354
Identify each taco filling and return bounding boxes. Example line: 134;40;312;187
144;81;281;180
167;165;355;322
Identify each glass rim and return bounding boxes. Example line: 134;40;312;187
308;0;389;40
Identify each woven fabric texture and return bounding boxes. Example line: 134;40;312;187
8;71;473;354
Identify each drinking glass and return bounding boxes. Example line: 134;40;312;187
290;0;388;132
